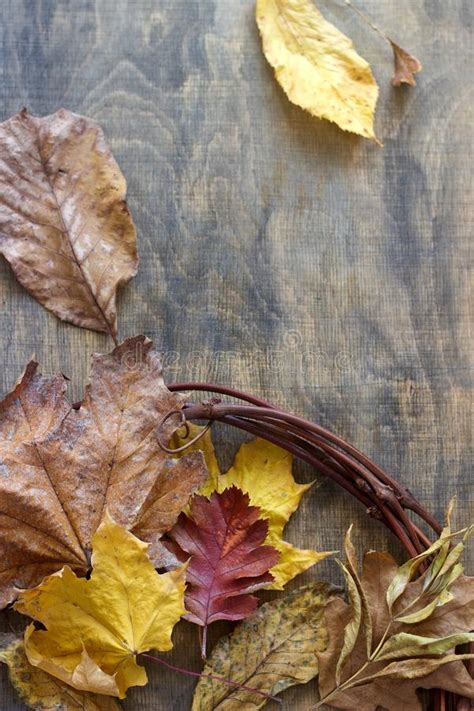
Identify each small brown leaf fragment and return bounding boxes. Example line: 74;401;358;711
0;108;138;337
390;41;422;86
0;635;120;710
0;336;207;607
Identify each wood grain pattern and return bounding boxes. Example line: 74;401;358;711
0;0;472;708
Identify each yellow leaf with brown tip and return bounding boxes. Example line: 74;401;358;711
256;0;379;140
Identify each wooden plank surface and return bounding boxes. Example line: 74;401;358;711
0;0;472;708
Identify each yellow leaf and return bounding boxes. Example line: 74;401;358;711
182;434;331;589
219;438;312;538
0;636;120;710
269;536;330;590
15;514;186;699
172;422;220;498
256;0;379;140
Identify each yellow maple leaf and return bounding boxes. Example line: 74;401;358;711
176;430;331;589
15;514;186;699
256;0;379;140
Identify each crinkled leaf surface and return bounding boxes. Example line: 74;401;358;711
0;108;138;336
0;336;207;607
183;433;330;589
15;515;187;699
168;486;279;655
256;0;379;140
0;635;120;710
192;582;334;710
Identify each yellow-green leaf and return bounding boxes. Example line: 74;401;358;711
335;560;362;683
395;588;454;625
15;514;186;699
0;636;121;710
256;0;379;140
376;632;474;662
192;582;334;710
344;526;372;656
386;528;470;611
369;653;474;682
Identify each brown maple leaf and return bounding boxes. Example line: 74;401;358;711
317;547;474;710
390;41;422;86
0;335;207;608
167;486;279;657
0;108;138;338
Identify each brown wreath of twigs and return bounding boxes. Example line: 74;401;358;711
161;381;471;711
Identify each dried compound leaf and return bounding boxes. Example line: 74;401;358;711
0;108;138;337
256;0;379;140
192;582;335;710
317;530;474;711
0;336;207;607
15;515;187;699
0;635;120;710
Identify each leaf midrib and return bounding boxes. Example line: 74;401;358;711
31;115;116;339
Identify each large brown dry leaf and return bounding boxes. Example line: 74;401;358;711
317;551;474;710
0;335;207;607
0;108;138;337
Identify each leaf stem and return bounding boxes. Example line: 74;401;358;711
141;654;283;704
339;0;389;42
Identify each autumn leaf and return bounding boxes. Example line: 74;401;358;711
0;108;138;337
192;582;335;710
390;41;422;86
0;336;207;607
172;422;221;500
15;515;186;699
316;526;474;710
167;486;279;657
256;0;379;140
0;635;120;710
175;430;331;589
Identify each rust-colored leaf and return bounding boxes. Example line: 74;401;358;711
390;41;422;86
0;335;207;607
0;108;138;337
167;486;279;657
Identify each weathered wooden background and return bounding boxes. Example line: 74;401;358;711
0;0;472;708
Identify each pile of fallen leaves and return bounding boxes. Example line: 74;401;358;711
0;338;472;710
0;21;471;706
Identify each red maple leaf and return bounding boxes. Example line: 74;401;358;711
168;486;279;656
